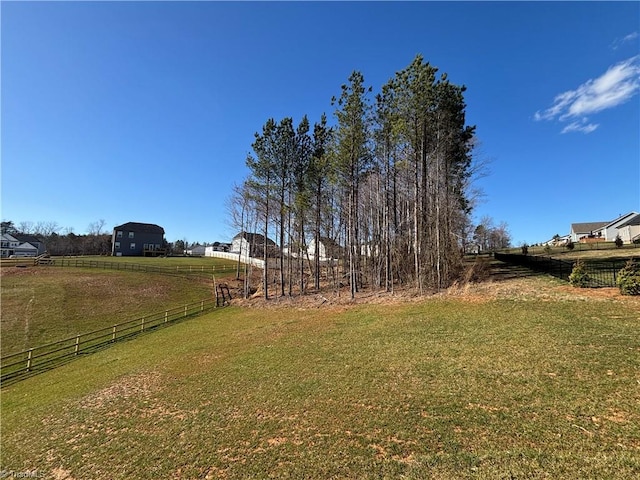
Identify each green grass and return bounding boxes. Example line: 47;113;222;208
1;279;639;479
42;255;240;277
0;267;215;356
55;255;238;268
1;257;239;356
507;242;640;260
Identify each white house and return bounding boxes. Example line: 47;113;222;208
186;244;206;256
210;242;230;252
15;242;38;257
1;233;21;257
1;233;42;258
307;237;342;262
601;212;640;242
230;232;277;258
615;214;640;244
569;211;640;244
542;234;571;247
570;222;608;243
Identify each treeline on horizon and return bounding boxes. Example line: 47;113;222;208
229;54;511;299
0;220;200;256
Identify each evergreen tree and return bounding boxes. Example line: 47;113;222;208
332;71;373;298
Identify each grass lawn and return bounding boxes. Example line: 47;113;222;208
508;243;640;261
1;275;639;479
53;255;239;268
0;266;216;356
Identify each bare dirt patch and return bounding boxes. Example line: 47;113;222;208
1;265;45;277
231;287;429;311
228;260;640;310
79;371;163;410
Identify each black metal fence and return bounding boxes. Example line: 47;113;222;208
494;253;634;287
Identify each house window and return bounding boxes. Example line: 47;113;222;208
129;232;135;239
130;243;136;250
115;242;120;250
116;231;123;238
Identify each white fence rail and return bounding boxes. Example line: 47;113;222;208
205;250;265;269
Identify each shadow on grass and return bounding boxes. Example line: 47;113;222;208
488;260;547;281
0;308;222;388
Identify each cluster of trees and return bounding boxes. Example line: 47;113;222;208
230;55;507;299
1;220;112;256
472;217;512;252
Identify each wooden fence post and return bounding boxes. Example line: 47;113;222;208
213;274;218;307
26;348;33;372
164;311;168;323
112;326;116;342
141;317;145;332
75;335;80;356
184;305;187;317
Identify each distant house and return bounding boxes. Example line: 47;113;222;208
1;234;20;257
204;242;231;257
542;234;571;247
186;244;206;256
231;232;277;258
614;213;640;244
601;212;640;243
465;243;481;255
1;233;45;258
569;211;640;244
111;222;165;257
570;221;608;243
15;234;47;256
307;236;343;261
212;242;231;252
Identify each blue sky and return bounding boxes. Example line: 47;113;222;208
2;1;639;246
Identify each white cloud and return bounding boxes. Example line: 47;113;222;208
612;32;639;50
561;120;599;135
534;55;640;134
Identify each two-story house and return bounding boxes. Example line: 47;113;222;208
231;232;277;259
1;233;45;258
111;222;166;257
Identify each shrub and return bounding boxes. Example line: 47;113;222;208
569;259;591;288
617;260;640;295
565;240;575;251
544;244;552;255
521;244;529;255
614;235;623;248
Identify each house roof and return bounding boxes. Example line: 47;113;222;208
571;222;608;234
1;233;19;242
617;213;640;228
114;222;165;235
233;231;276;245
14;234;44;244
604;211;640;229
314;236;342;249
